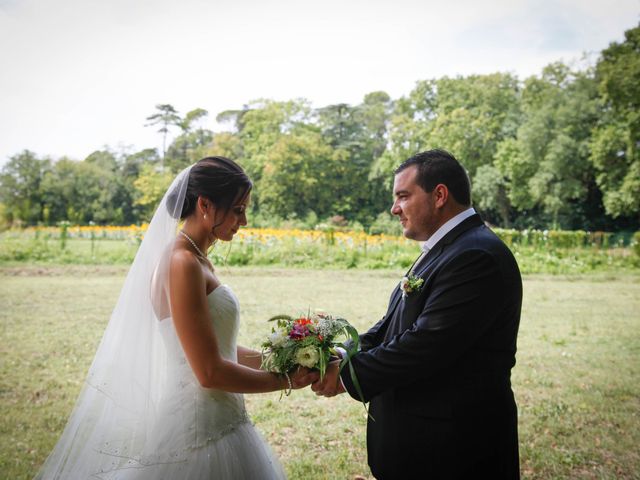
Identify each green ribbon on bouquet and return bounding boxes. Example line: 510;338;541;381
337;323;374;421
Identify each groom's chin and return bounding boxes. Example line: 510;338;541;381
402;228;416;240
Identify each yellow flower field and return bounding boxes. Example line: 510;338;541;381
14;225;413;249
0;225;637;273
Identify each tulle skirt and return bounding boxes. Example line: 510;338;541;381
94;421;286;480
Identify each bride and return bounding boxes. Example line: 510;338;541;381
35;157;316;479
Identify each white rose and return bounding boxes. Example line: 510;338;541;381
295;345;320;369
269;329;288;347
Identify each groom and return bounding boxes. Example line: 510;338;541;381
312;149;522;479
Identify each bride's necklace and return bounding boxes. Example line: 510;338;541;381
179;231;208;260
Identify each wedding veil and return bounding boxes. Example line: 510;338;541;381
35;165;192;479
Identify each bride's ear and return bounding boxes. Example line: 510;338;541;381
196;196;212;220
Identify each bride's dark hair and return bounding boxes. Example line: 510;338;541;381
167;156;252;221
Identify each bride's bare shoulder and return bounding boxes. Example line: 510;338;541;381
169;247;203;277
151;246;201;319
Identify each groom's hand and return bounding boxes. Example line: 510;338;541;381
290;366;320;389
311;360;345;397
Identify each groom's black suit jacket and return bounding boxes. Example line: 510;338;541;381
340;214;521;480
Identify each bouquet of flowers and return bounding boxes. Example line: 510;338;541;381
261;311;367;410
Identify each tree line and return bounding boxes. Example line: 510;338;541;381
1;24;638;232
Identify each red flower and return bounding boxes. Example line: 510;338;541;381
289;323;310;340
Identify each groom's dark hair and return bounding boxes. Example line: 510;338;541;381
395;149;471;206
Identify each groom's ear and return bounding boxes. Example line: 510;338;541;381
433;184;449;209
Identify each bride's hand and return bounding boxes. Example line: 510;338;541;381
289;367;320;389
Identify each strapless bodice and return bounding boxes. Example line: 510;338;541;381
154;285;249;450
159;284;240;363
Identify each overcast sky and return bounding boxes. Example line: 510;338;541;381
0;0;638;164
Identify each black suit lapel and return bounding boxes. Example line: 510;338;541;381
415;213;482;277
378;214;485;342
437;213;484;249
414;214;484;277
378;251;421;333
413;246;442;277
386;284;403;318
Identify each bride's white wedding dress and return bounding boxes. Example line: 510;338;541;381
138;285;284;479
98;285;285;480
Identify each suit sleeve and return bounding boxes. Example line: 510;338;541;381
340;249;505;402
359;316;387;351
342;317;384;354
349;285;400;352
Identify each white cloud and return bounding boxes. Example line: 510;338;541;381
0;0;637;163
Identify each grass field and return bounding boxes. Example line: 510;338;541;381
1;266;639;479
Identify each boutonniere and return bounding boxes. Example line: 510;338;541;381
400;274;424;298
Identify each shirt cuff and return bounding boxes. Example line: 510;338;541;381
335;347;347;391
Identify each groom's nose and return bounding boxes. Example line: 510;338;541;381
390;200;401;216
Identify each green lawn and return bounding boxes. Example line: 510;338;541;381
1;267;639;479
